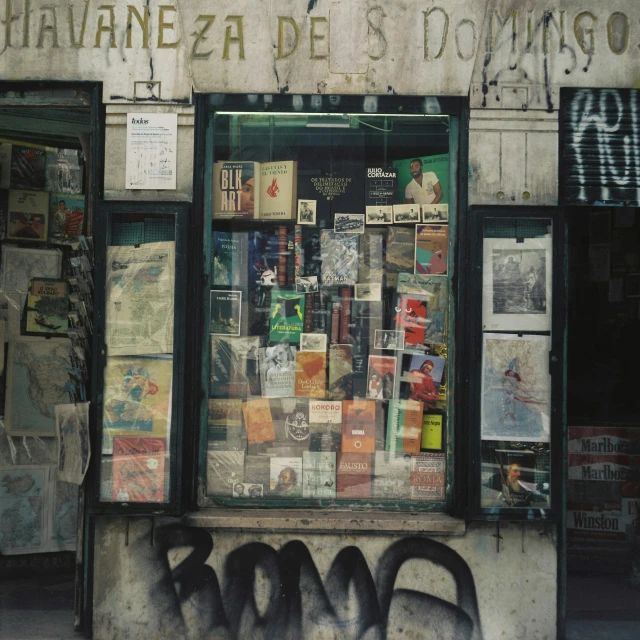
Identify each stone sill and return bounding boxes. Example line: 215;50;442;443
183;509;466;536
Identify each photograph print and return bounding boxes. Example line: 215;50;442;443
393;204;421;224
374;329;405;351
354;283;382;302
297;199;317;225
365;205;393;225
422;204;449;223
295;276;319;294
482;237;552;332
300;333;327;352
480;333;551;443
334;213;365;234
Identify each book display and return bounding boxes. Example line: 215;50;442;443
205;112;452;506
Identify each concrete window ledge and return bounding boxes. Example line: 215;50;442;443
183;509;466;536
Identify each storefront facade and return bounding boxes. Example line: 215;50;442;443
2;1;639;638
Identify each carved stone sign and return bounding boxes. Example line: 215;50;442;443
0;0;638;104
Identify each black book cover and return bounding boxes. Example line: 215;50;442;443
365;167;398;207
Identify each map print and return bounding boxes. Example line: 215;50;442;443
106;241;175;356
50;480;78;550
0;245;62;294
0;466;46;554
5;338;72;436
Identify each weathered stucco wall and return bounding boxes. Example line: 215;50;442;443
92;517;557;640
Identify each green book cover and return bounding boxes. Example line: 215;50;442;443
302;452;336;498
270;289;305;343
386;400;404;453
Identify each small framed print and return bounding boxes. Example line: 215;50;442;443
393;204;420;224
210;289;241;336
300;333;327;352
334;213;365;234
422;204;449;223
366;205;393;225
295;276;319;294
7;190;49;242
374;329;405;351
354;283;382;301
297;199;317;225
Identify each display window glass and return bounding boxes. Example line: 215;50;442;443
479;218;553;511
202;110;456;508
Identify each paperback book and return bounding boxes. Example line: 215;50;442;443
295;351;327;398
385;227;415;287
248;229;280;286
303;452;337;498
259;161;298;220
365;167;398;206
11;145;46;190
397;274;448;345
242;398;275;444
309;400;343;452
213;231;248;287
328;344;353;400
358;230;385;283
410;453;446;500
25;278;68;336
271;397;310;445
415;224;449;275
258;345;296;397
393;292;428;348
320;230;359;286
421;413;444;450
270;456;303;497
270;290;305;343
386;399;424;454
244;454;271;494
397;353;446;409
210;336;261;398
213;161;259;219
206;450;245;496
342;400;376;453
337;453;372;499
373;451;412;500
207;399;246;450
366;355;396;400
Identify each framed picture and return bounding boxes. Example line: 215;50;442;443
297;199;317;225
4;337;72;436
482;236;552;332
6;190;49;242
480;333;551;443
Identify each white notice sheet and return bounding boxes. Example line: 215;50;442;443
126;113;177;190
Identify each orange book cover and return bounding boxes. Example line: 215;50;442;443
341;400;376;453
242;399;275;444
402;399;424;454
295;351;327;398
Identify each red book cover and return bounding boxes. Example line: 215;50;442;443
393;293;427;347
330;301;341;344
410;453;445;500
339;286;351;344
403;400;424;454
337;453;372;499
278;225;287;286
112;437;166;503
341;400;376;453
294;225;303;279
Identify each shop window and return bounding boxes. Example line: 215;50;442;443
477;216;556;515
201;107;457;509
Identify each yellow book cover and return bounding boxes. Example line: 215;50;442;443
259;160;297;220
242;398;275;444
295;351;327;398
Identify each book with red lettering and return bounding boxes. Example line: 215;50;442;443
337;453;372;499
410;453;445;500
112;437;166;503
341;400;376;453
